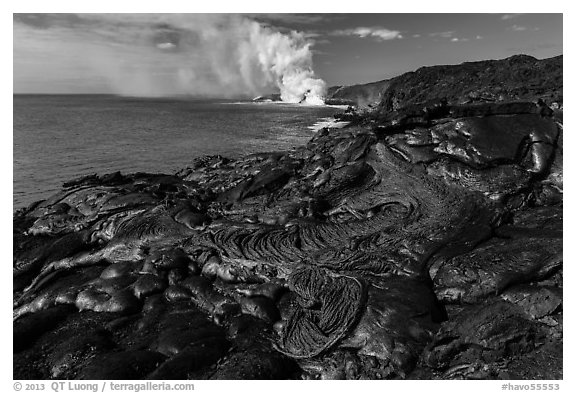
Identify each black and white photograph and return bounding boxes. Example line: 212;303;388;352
11;5;566;385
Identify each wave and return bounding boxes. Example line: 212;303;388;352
222;101;350;109
308;117;350;132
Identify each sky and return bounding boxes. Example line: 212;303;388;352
13;13;563;95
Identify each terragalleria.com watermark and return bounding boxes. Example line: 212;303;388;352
13;382;195;392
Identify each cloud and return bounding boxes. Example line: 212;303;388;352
511;24;527;31
302;31;321;38
157;42;176;50
428;31;454;38
13;13;327;102
331;26;403;41
14;13;84;29
476;35;483;40
501;14;524;20
429;31;468;42
249;14;340;26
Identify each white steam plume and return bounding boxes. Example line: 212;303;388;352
242;21;326;104
13;14;327;104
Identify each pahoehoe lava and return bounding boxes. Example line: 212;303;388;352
13;55;563;380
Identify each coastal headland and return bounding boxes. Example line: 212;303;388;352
14;54;563;380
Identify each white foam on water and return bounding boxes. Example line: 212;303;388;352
222;102;350;110
308;117;350;132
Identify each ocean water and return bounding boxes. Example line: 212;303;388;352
13;95;341;210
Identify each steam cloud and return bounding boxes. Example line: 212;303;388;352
13;14;327;104
243;21;326;104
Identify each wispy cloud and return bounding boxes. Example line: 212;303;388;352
302;31;321;38
428;31;454;38
156;42;176;50
249;14;340;26
331;27;403;41
301;30;331;46
511;24;527;31
429;31;470;42
501;14;524;20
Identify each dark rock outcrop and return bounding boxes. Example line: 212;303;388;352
378;55;562;113
325;79;391;107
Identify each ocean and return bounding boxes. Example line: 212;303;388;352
13;95;342;210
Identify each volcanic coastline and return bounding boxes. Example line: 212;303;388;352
13;54;563;380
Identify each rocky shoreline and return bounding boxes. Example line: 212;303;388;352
13;55;563;380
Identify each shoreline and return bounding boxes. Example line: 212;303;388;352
13;99;340;212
